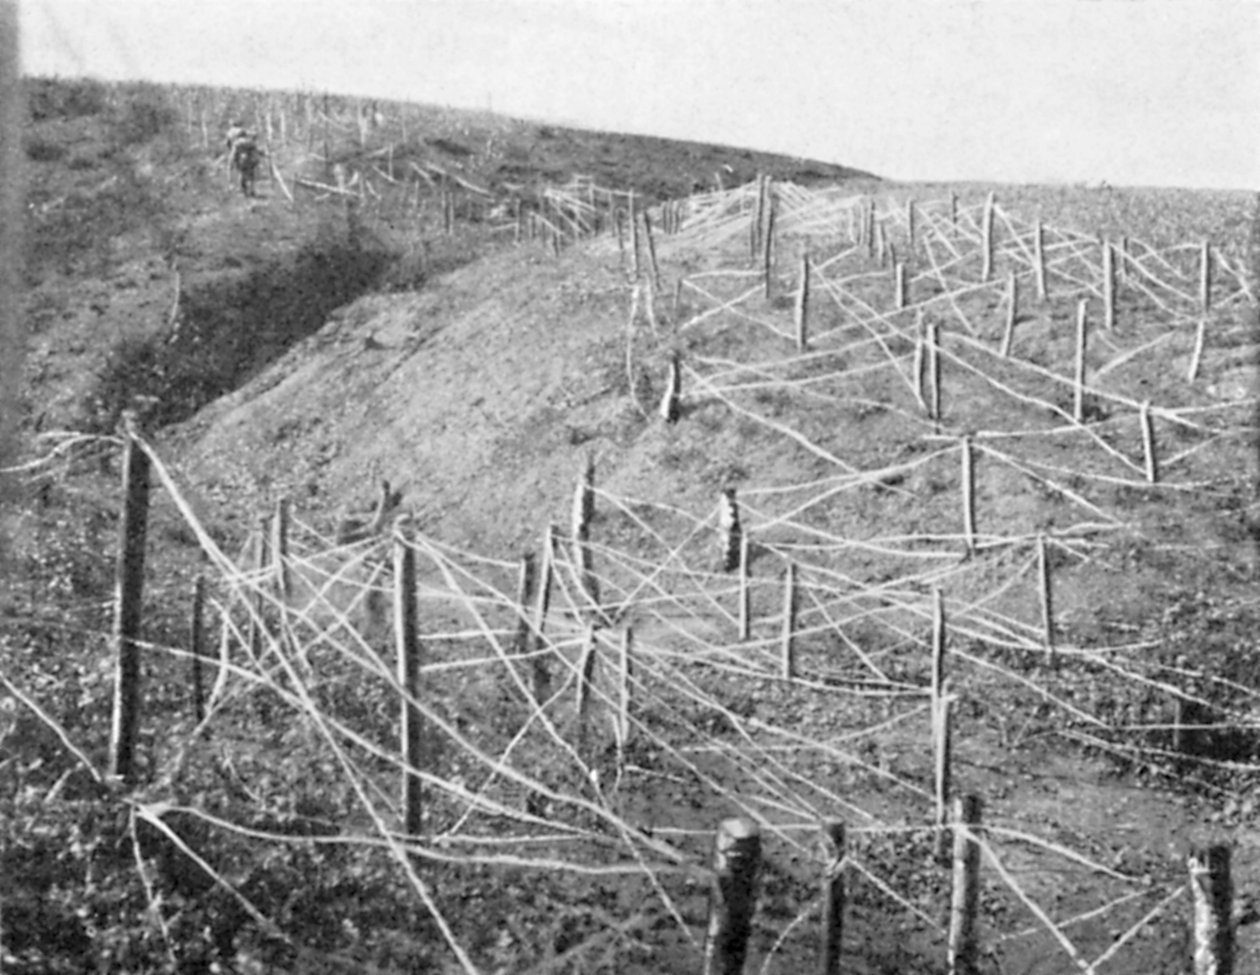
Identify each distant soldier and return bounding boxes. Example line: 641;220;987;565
225;123;264;198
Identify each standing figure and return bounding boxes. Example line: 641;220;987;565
225;123;263;198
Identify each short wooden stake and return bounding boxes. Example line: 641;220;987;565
999;271;1018;357
794;251;810;350
948;795;983;975
393;528;424;838
1073;299;1089;423
894;261;907;310
980;192;996;282
572;457;600;607
781;562;799;681
642;211;661;291
738;531;752;642
190;575;207;724
1189;843;1233;975
703;818;762;975
1103;240;1117;331
906;198;917;255
1034;221;1048;301
750;175;764;261
270;497;291;600
928;317;942;422
762;196;776;301
960;436;976;555
931;588;951;863
660;351;682;424
530;526;557;701
511;552;538;657
616;626;633;747
629;191;641;280
866;199;877;259
820;822;846;975
876;220;888;267
1188;317;1208;382
1118;235;1130;283
1139;400;1160;483
950;192;958;238
913;312;929;415
614;205;626;265
575;623;598;751
110;417;151;786
1199;240;1212;314
1037;534;1055;666
719;488;742;573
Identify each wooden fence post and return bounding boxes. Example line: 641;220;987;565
530;526;557;701
660;351;682;424
572;456;601;608
576;623;599;752
393;527;423;838
1188;317;1208;382
820;821;846;975
931;588;952;864
913;311;929;415
1103;240;1117;331
510;551;537;657
781;562;799;681
866;199;877;261
738;531;753;642
616;626;633;748
1140;400;1160;483
950;192;958;239
928;317;942;422
795;251;811;351
1034;221;1048;301
703;818;762;975
642;211;661;292
906;198;917;255
960;435;976;556
1037;534;1055;666
110;416;151;785
980;192;996;282
999;271;1018;357
270;497;290;600
762;194;776;301
629;190;641;280
719;488;742;573
190;575;207;724
1073;299;1089;423
1199;240;1213;314
894;261;907;310
948;795;983;975
1189;843;1233;975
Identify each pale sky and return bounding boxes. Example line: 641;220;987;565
18;0;1260;190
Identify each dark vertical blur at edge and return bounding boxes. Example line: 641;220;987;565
0;1;22;575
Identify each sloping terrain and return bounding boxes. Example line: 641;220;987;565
6;79;1260;974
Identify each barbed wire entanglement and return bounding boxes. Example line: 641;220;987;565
12;91;1259;973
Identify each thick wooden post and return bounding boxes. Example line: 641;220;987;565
572;456;600;607
738;530;752;642
1199;240;1213;314
1073;299;1089;423
110;417;151;785
393;529;424;838
703;818;762;975
948;795;983;975
931;588;951;863
999;271;1018;357
1037;534;1055;666
820;822;846;975
190;575;207;723
1033;221;1048;301
719;488;742;573
510;551;538;657
1189;844;1233;975
980;192;996;282
660;351;682;424
1103;240;1117;331
795;251;811;350
781;562;799;681
960;435;976;556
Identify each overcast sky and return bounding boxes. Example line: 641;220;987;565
19;0;1260;190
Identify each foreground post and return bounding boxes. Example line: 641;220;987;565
190;575;207;723
931;588;951;863
110;417;151;785
960;435;976;556
393;529;423;837
948;795;983;975
1189;843;1233;975
820;822;846;975
703;818;762;975
781;562;799;681
510;551;538;657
